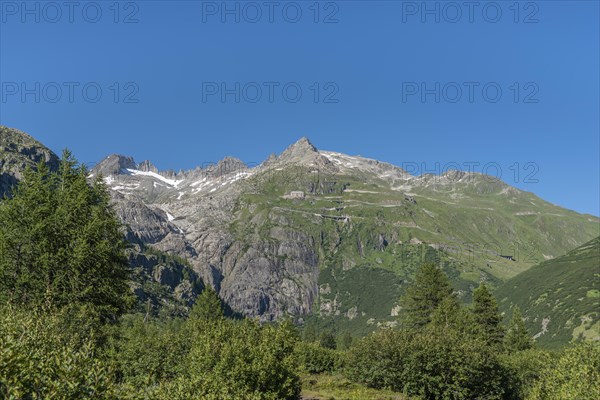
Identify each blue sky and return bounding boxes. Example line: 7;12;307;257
1;0;598;215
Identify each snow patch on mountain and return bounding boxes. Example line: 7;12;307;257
125;168;183;187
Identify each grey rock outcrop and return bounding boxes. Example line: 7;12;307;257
90;139;329;321
0;126;60;198
137;160;158;173
93;154;136;177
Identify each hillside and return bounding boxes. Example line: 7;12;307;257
86;135;599;333
3;125;599;337
0;126;59;198
496;236;600;348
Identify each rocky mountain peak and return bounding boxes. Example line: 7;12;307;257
137;160;158;173
217;157;247;173
264;153;278;165
296;136;317;149
92;154;136;177
278;137;321;165
281;137;317;154
198;156;248;179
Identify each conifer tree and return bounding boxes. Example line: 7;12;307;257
188;287;224;321
0;150;131;321
401;263;454;329
430;295;462;329
472;283;504;345
504;306;533;352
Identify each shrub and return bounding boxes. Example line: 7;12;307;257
0;306;118;399
106;314;189;389
295;341;342;374
345;328;411;390
151;318;301;400
402;323;506;400
345;304;509;399
498;349;553;400
527;342;600;400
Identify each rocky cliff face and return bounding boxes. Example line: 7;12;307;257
0;126;60;198
127;241;203;317
88;138;339;320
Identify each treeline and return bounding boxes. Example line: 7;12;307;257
0;153;598;399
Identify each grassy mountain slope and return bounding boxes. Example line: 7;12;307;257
231;162;598;334
496;236;600;348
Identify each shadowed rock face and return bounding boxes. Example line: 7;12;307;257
217;226;320;321
0;126;60;198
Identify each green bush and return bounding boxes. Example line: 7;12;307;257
403;323;506;400
0;306;118;399
498;349;553;400
106;314;189;389
345;304;508;399
150;318;301;400
527;342;600;400
295;341;342;374
345;328;411;390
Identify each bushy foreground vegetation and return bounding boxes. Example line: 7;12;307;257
0;306;119;399
1;153;598;399
108;291;301;400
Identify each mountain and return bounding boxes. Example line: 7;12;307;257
0;126;59;198
496;236;600;348
88;135;599;331
0;126;201;317
3;126;599;336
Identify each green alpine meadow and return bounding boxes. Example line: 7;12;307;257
1;126;599;399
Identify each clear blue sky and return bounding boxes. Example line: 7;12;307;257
1;1;598;215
